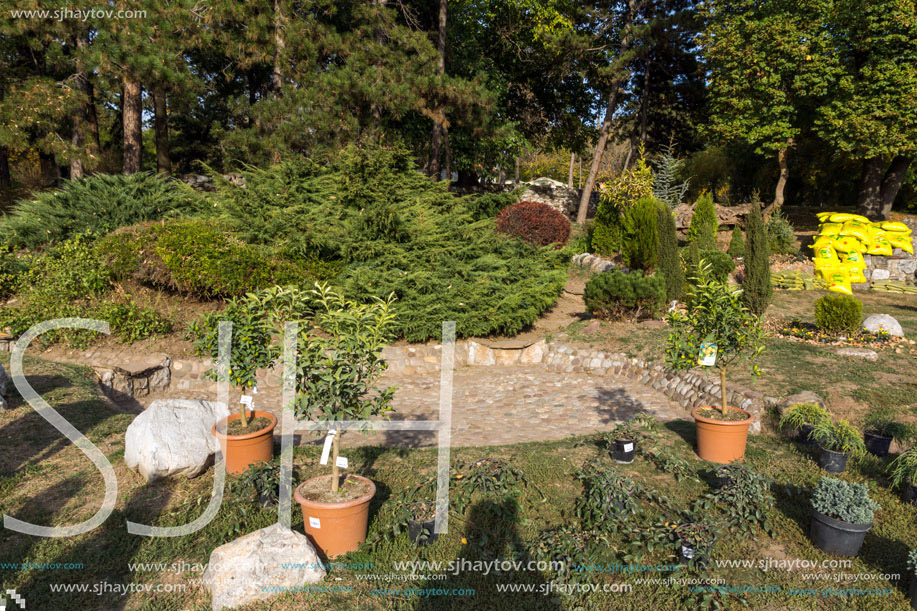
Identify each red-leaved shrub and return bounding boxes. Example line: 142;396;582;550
495;201;571;247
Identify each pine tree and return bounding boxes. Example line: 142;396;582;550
623;197;659;271
727;225;745;258
656;201;684;301
688;191;719;250
652;142;690;208
742;201;772;315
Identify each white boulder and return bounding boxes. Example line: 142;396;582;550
862;314;904;337
125;399;229;481
203;523;326;610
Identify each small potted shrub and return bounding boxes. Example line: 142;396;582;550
809;476;879;557
778;402;832;447
609;416;650;464
712;463;746;489
888;448;917;504
810;419;866;473
908;548;917;609
191;299;280;474
666;264;766;463
406;501;439;547
292;286;397;558
862;408;915;457
673;522;717;565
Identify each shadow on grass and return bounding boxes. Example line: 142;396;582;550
663;419;697;451
417;498;560;610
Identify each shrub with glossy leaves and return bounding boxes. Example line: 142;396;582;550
700;249;736;283
814;294;862;334
495;201;571;247
584;270;666;321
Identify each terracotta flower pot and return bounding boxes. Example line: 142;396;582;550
294;474;376;559
691;406;753;464
212;411;277;474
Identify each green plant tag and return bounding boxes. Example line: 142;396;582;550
697;343;718;366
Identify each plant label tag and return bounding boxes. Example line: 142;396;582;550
335;456;348;469
682;545;694;559
309;517;321;529
240;395;253;405
252;385;258;394
319;430;337;465
697;343;718;367
622;442;634;452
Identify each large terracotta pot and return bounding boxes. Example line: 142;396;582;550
691;406;752;463
212;411;277;474
294;474;376;559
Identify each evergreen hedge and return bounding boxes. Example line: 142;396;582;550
584;270;666;321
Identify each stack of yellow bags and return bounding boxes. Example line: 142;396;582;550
810;212;913;295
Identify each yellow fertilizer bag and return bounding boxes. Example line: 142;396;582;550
826;269;853;295
831;235;866;253
839;221;870;242
811;235;835;251
881;221;912;234
830;213;869;224
842;250;866;268
815;264;840;280
813;244;839;266
841;263;868;284
816;212;833;222
818;222;843;236
889;233;914;254
867;232;893;256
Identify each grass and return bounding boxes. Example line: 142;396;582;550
1;354;916;609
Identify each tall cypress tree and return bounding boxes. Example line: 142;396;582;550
656;201;684;301
742;201;772;315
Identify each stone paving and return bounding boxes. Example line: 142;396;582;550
138;364;686;448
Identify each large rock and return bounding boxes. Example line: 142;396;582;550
862;314;904;337
836;347;878;361
776;391;825;418
203;523;325;610
125;399;229;482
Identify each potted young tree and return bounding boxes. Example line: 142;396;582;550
778;402;832;447
862;408;915;457
672;522;717;566
889;448;917;504
666;264;765;463
192;300;279;474
609;416;650;464
292;286;397;558
809;419;866;473
809;476;879;557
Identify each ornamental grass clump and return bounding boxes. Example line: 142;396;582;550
778;402;832;433
665;264;765;417
809;419;867;459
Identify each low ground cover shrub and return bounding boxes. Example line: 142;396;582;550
495;201;570;246
584;270;666;320
814;294;862;334
0;172;202;249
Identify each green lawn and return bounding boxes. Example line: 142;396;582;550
1;354;915;610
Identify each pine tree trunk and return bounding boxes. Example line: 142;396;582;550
444;127;451;181
567;153;575;188
0;146;10;189
856;157;885;220
272;0;285;94
429;0;447;180
86;79;101;161
153;85;171;175
576;0;638;224
122;76;142;174
39;152;59;187
639;60;650;145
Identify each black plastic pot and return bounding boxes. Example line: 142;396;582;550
809;509;872;557
714;466;734;489
910;574;916;610
407;518;438;546
864;431;893;457
675;523;716;566
612;438;636;464
798;424;818;447
819;447;849;473
905;482;917;505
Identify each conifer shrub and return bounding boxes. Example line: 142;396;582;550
496;201;571;247
0;172;202;249
765;209;798;255
687;191;719;251
584;270;666;321
623;197;659;271
814;294;862;334
727;226;745;258
742;202;772;315
700;249;736;284
656;203;684;301
592;156;654;256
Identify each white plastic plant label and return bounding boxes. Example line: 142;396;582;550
319;430;337;465
252;385;258;394
309;517;321;529
622;442;634;452
682;545;694;559
335;456;349;469
240;395;253;405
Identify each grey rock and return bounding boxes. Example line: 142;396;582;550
836;347;878;361
203;523;325;610
125;399;229;482
862;313;905;337
777;391;826;417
